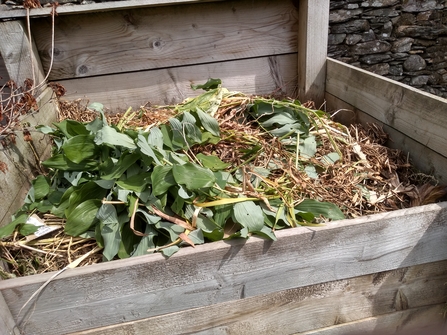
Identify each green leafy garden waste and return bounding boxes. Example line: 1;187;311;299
1;79;438;271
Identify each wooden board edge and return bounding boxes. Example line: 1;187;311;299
298;304;447;335
0;0;225;19
298;0;329;106
0;291;20;335
324;92;447;184
66;261;447;335
325;58;447;158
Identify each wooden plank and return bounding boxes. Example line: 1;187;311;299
0;20;46;94
0;292;20;335
0;54;8;86
299;304;446;335
58;54;298;111
32;0;298;80
325;92;447;184
0;87;58;227
67;260;447;335
1;202;447;334
326;58;447;159
0;0;225;19
297;0;330;106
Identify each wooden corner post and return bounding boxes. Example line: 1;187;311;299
297;0;330;107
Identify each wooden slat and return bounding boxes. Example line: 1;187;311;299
32;0;298;80
0;20;45;93
0;0;225;19
299;304;446;335
58;54;298;111
1;202;447;335
0;54;8;86
68;260;447;335
326;58;447;159
325;92;447;184
0;87;58;227
0;292;20;335
297;0;330;106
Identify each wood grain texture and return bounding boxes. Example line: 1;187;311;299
58;54;298;111
0;54;8;86
0;20;45;94
0;0;225;19
0;87;58;227
1;202;447;334
298;0;330;106
0;292;20;335
68;260;447;335
32;0;298;80
325;92;447;184
326;58;447;159
299;304;446;335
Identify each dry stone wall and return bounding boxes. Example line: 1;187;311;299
329;0;447;98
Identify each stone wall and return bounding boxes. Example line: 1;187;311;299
329;0;447;98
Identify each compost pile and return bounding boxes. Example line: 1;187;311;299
1;80;445;278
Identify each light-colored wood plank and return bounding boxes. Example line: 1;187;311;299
326;58;447;159
299;304;446;335
0;292;20;335
0;20;46;94
59;54;298;111
0;0;225;19
0;87;58;227
325;92;447;184
1;202;447;334
297;0;330;106
67;260;447;335
32;0;298;80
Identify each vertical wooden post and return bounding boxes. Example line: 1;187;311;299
297;0;330;107
0;292;20;335
0;19;46;92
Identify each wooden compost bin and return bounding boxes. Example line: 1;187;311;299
1;0;447;334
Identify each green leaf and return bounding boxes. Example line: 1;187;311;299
62;134;97;164
133;224;157;257
147;127;165;151
32;175;50;200
0;213;28;238
232;201;264;232
88;102;104;113
137;134;162;165
295;199;345;221
182;112;202;144
42;154;98;171
321;152;340;166
66;182;107;217
172;163;216;190
191;78;221;91
300;136;317;159
161;245;179;257
196;109;220;136
54;119;89;139
304;165;319;179
196;153;230;171
65;199;102;236
19;224;39;236
116;172;151;193
101;152;140;180
95;125;136;149
98;204;121;261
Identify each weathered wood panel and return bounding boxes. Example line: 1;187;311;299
1;202;446;334
0;292;20;335
0;55;8;86
299;304;446;335
325;92;447;184
0;20;45;94
0;0;225;19
32;0;298;80
298;0;330;106
68;260;447;335
58;54;298;110
0;87;58;227
326;58;447;159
